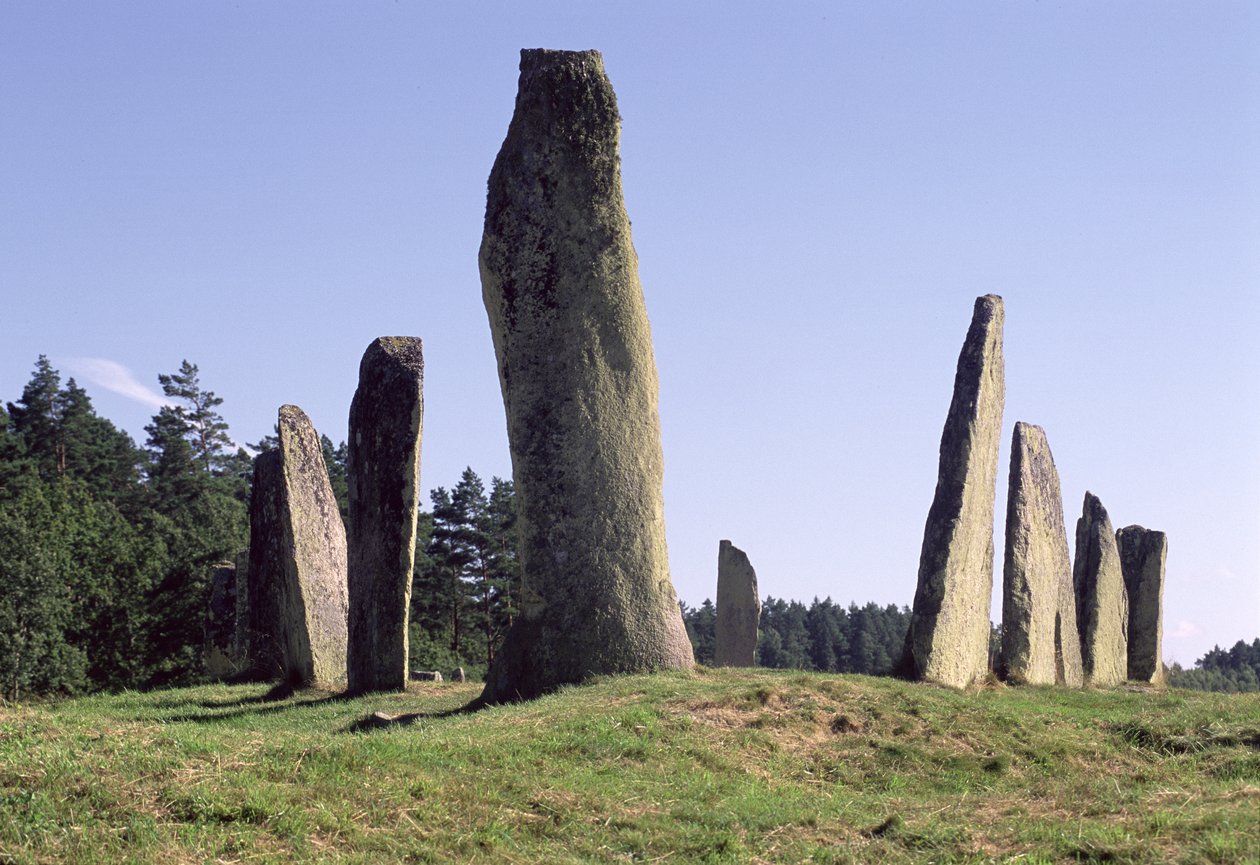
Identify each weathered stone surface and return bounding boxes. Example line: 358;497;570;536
412;670;443;682
1117;525;1166;684
999;422;1083;686
901;295;1005;688
478;48;693;703
1073;492;1128;687
715;540;760;667
204;562;244;679
346;337;424;694
247;406;349;688
450;666;466;683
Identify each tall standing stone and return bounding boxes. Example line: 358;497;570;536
999;422;1083;686
346;337;424;694
1117;525;1166;684
1073;492;1128;687
715;540;761;667
247;405;349;689
478;48;693;703
901;295;1005;688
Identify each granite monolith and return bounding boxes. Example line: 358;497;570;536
1073;492;1128;687
247;406;349;688
346;337;424;694
901;295;1005;688
715;540;760;667
478;48;693;703
999;422;1083;686
1117;525;1166;685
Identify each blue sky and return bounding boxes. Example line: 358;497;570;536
3;3;1257;665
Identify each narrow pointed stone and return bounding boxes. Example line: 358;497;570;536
346;337;424;694
1073;492;1128;687
478;48;693;703
999;422;1083;686
715;540;760;667
247;405;349;689
901;295;1005;688
1117;525;1166;685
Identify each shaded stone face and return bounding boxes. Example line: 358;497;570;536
902;295;1005;688
1073;492;1128;687
478;48;693;703
1117;525;1166;685
204;562;244;679
715;540;760;667
346;337;424;694
248;405;349;689
999;422;1083;687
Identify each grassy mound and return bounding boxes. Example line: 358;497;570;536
0;669;1256;863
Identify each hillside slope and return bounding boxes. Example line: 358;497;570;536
0;669;1256;863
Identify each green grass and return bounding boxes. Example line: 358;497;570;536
0;669;1256;863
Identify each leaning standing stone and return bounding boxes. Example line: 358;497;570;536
248;405;349;688
999;422;1084;686
1073;492;1128;687
901;295;1005;688
715;540;761;667
478;48;693;703
346;337;424;694
1116;525;1166;685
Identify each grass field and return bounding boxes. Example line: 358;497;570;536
0;668;1256;864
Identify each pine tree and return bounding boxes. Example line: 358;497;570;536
157;360;233;474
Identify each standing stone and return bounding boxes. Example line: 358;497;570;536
247;405;349;689
346;337;424;694
204;562;243;679
478;48;693;703
1073;492;1128;687
901;295;1005;688
999;423;1083;686
1117;525;1166;685
714;540;761;667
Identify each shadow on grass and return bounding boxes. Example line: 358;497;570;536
143;684;487;729
344;697;486;733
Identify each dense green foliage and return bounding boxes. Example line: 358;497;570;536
684;596;912;676
1;671;1257;863
1;355;1255;700
0;357;245;698
1169;638;1260;692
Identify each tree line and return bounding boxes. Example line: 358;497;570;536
1;356;1255;697
1167;639;1260;693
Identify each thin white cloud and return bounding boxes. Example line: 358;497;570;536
1168;620;1201;640
61;357;170;409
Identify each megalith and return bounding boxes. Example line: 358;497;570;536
715;540;761;667
478;48;693;703
1117;525;1166;685
204;561;244;679
999;422;1083;686
901;295;1005;688
1072;492;1128;687
346;337;424;694
246;405;348;689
